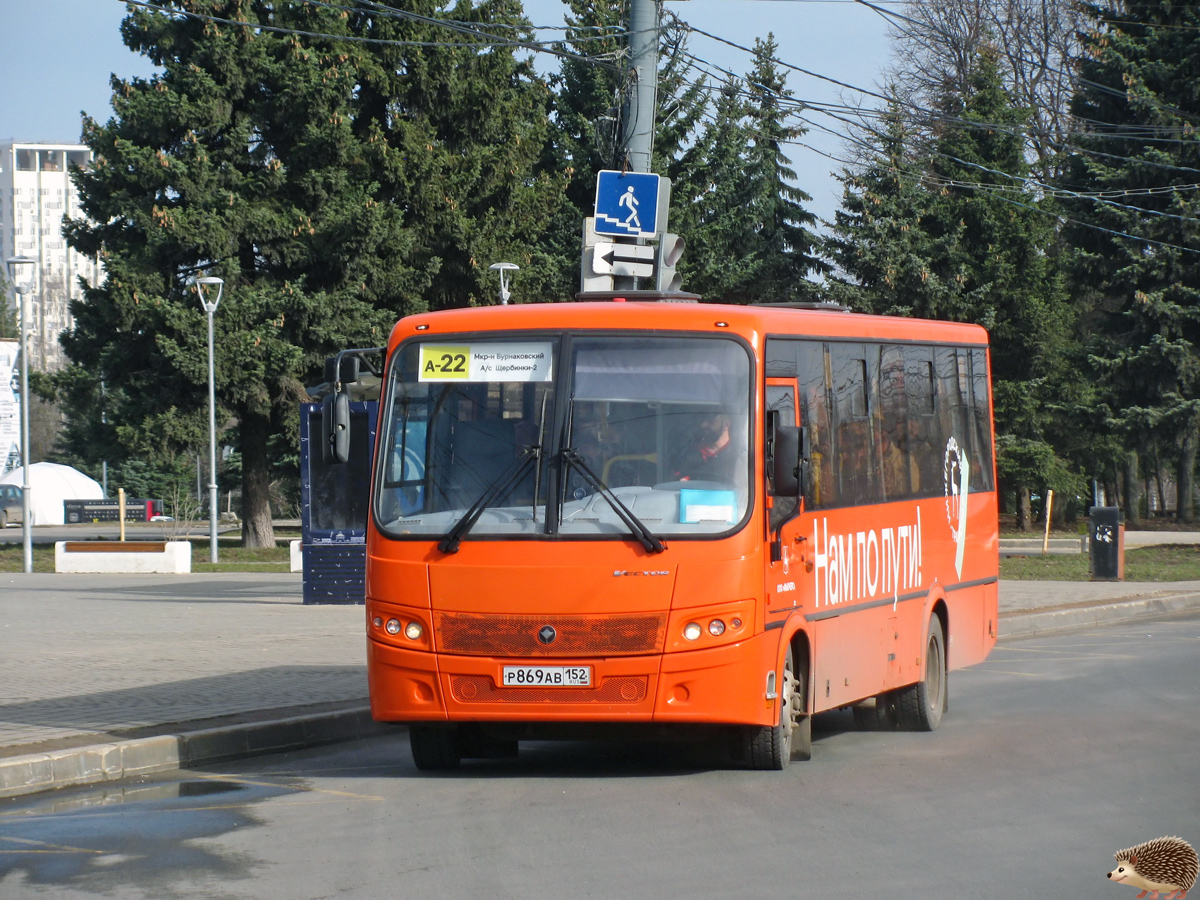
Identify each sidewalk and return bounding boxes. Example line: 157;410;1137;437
2;572;1199;799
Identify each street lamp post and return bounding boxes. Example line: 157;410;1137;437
6;255;35;574
195;276;223;564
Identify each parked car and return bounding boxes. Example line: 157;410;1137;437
0;483;22;528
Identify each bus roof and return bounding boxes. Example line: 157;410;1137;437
389;300;990;351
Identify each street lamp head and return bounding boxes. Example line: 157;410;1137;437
488;262;519;305
6;255;35;291
195;275;224;314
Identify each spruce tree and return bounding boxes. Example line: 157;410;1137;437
1060;0;1200;520
935;48;1081;518
685;36;824;302
62;0;563;544
825;96;961;315
739;36;826;302
830;48;1080;520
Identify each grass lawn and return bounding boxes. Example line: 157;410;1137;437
1001;544;1200;581
6;536;1199;581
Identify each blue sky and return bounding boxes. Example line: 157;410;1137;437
0;0;894;227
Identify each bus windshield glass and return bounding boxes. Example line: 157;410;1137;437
375;334;752;540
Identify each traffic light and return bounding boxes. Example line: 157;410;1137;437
655;233;684;291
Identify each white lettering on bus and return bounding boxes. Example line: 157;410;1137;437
811;508;923;610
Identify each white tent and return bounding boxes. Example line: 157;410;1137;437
0;463;104;525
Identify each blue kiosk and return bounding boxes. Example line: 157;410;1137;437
300;351;382;604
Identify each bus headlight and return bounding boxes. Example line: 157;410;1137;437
404;622;424;641
683;622;702;641
385;618;402;635
708;619;726;636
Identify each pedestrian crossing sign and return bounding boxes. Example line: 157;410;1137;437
593;170;660;238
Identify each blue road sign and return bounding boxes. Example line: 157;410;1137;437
594;170;660;238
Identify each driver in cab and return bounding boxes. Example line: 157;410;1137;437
672;413;736;483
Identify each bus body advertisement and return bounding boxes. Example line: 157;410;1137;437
346;298;998;770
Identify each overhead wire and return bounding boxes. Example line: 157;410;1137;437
675;46;1200;248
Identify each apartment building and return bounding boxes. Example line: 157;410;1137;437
1;141;104;373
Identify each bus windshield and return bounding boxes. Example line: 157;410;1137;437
375;334;752;541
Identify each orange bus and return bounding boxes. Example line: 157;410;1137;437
351;296;998;769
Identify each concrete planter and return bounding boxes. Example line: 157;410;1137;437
55;541;192;574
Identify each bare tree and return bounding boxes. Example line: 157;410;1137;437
884;0;1082;182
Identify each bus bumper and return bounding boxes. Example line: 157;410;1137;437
368;629;779;728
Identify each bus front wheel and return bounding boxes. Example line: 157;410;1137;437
746;646;810;769
896;616;947;731
409;724;462;771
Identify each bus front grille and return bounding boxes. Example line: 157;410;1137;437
450;675;648;704
434;612;667;657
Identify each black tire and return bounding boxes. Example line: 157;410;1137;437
896;616;946;731
747;646;809;769
409;725;462;770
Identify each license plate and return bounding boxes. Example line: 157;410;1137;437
501;666;592;687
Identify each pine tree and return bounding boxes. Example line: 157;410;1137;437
1060;1;1200;521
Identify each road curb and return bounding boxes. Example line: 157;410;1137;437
0;705;394;801
999;591;1200;640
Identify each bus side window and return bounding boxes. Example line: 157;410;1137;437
830;343;876;507
796;341;835;508
935;346;971;479
879;345;917;501
969;348;994;491
904;345;939;498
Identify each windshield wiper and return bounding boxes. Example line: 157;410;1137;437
438;445;540;554
561;449;667;554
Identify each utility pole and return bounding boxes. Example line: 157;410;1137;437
610;0;660;290
620;0;659;175
581;0;685;296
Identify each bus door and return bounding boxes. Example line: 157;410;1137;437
765;378;804;618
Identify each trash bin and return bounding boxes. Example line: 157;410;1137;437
1088;506;1125;581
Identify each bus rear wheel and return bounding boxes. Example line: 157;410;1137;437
746;646;810;769
409;725;462;770
896;616;946;731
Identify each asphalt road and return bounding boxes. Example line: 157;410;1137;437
1;613;1197;900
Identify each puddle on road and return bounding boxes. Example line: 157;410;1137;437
0;777;293;891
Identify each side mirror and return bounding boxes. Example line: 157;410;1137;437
772;424;802;497
324;355;360;385
321;391;351;464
